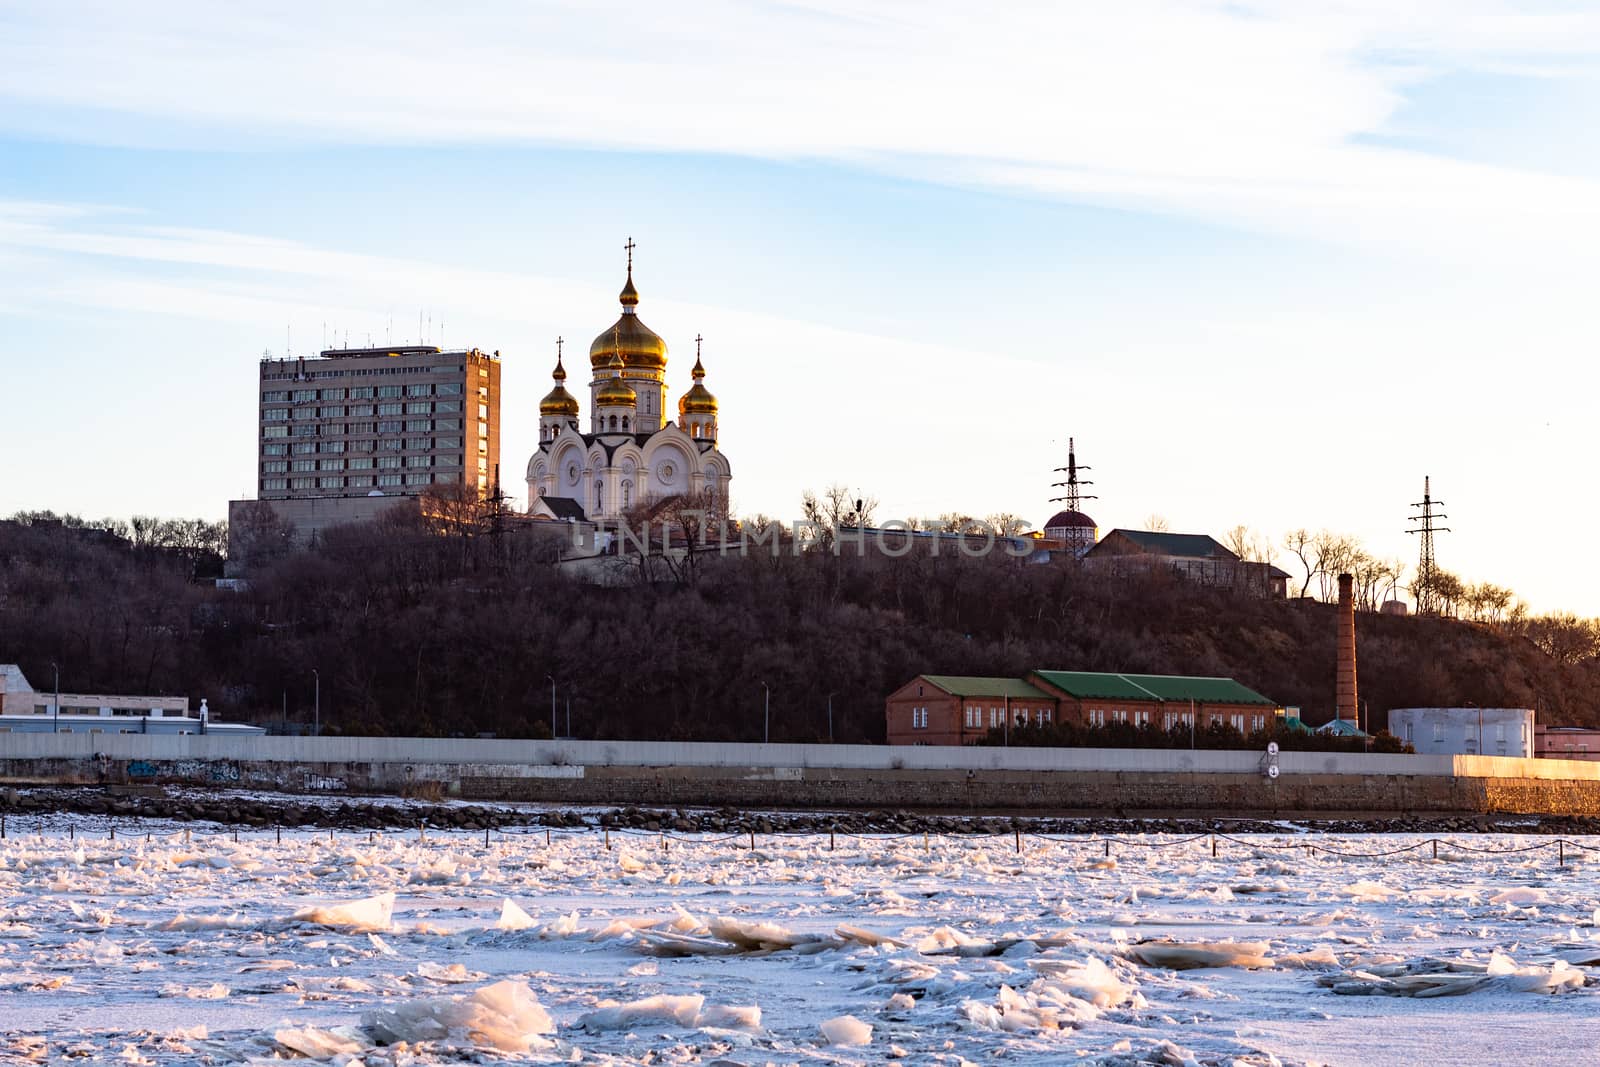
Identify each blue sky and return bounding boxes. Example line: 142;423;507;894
3;1;1600;612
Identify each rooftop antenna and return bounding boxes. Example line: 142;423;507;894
1050;437;1097;512
286;325;291;358
1406;475;1451;615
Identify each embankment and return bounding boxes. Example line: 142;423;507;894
3;734;1600;817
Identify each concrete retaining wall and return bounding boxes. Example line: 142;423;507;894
4;734;1599;816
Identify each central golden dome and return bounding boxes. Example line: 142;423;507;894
590;269;667;374
595;351;637;406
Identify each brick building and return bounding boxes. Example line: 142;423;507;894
1082;530;1289;597
885;670;1278;745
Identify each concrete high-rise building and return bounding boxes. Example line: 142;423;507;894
229;344;501;564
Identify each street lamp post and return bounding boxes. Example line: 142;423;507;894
827;692;836;743
546;675;557;737
50;661;60;734
312;668;320;738
762;682;770;745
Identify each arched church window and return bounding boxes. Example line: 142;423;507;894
622;482;631;509
622;416;630;431
609;415;618;431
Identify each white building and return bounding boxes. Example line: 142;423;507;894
0;665;263;736
1387;707;1534;758
525;248;732;522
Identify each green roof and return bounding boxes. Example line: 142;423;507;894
919;675;1054;700
1090;530;1235;560
1029;670;1276;706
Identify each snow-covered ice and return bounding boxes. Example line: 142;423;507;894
0;823;1596;1064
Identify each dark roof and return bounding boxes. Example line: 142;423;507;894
538;496;588;521
1030;670;1276;706
1044;510;1096;529
1088;529;1238;560
919;675;1054;700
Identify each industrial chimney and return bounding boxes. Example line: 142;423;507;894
1336;572;1358;726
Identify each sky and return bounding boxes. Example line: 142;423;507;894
2;2;1600;611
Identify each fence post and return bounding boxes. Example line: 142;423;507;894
604;827;610;851
830;829;836;851
419;822;425;843
276;825;281;844
545;828;551;847
1014;829;1021;854
70;824;75;841
924;832;930;853
1559;839;1565;867
183;828;190;846
1432;839;1437;860
748;829;755;852
232;829;238;843
1211;836;1217;858
110;824;116;842
484;827;490;849
661;833;668;853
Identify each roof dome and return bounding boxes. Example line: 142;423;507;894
540;384;580;417
590;269;667;373
596;351;637;406
1045;510;1097;530
540;353;580;416
677;351;717;415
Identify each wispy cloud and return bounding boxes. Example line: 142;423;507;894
3;2;1599;259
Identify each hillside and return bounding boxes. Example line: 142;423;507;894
2;514;1597;740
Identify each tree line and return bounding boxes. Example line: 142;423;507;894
7;498;1600;741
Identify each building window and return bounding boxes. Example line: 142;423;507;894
350;387;375;400
261;478;287;491
438;382;462;396
318;441;346;454
912;707;927;729
347;475;372;488
377;420;402;434
263;443;288;456
406;420;433;433
262;390;289;402
478;404;488;419
1088;708;1104;727
378;385;403;398
407;384;433;397
1432;723;1443;743
435;400;461;414
406;455;432;468
263;426;288;438
406;401;431;414
290;477;314;490
377;473;403;487
322;388;346;400
318;476;343;489
262;407;289;422
262;460;288;473
350;404;374;417
318;459;343;471
292;389;317;402
378;402;402;415
291;459;316;472
379;438;403;451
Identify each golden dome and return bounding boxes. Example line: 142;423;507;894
590;269;667;373
678;382;717;415
540;384;579;417
596;351;637;406
677;345;717;416
540;351;579;416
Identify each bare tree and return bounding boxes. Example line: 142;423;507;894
1283;528;1320;599
1143;514;1171;533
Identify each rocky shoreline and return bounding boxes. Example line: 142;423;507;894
3;786;1600;836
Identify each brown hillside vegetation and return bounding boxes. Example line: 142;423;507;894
1;511;1597;739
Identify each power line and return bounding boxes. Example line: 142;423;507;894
1406;475;1451;614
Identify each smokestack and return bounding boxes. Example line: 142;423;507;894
1336;572;1358;725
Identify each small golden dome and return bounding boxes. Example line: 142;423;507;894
678;383;717;416
620;271;639;308
596;351;637;406
540;385;579;417
678;342;717;416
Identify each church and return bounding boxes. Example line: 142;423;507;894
526;243;732;523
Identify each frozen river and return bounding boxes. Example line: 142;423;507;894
0;821;1596;1065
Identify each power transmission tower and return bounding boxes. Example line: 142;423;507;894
1051;437;1096;512
1406;475;1450;614
1050;438;1098;554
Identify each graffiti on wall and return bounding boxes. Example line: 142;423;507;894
303;773;346;792
127;760;157;779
